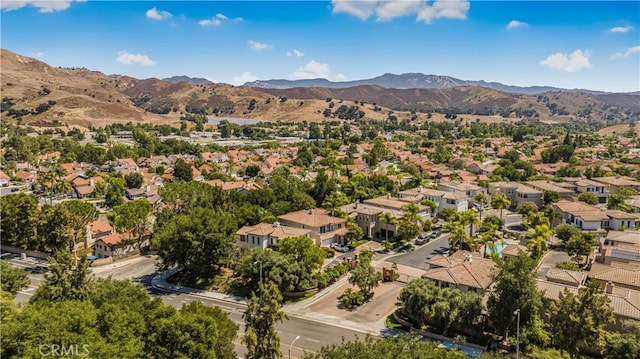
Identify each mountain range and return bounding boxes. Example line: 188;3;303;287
244;73;611;95
0;48;638;129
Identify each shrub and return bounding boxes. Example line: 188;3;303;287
555;261;580;271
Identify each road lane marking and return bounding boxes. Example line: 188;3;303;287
306;338;320;343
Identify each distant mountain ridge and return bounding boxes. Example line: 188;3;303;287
163;76;213;85
244;72;609;95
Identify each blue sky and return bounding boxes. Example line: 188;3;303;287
1;1;639;92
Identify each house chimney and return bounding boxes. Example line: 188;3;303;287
145;185;151;193
418;186;423;193
272;221;280;228
90;177;94;186
387;193;391;199
308;209;313;215
605;281;614;294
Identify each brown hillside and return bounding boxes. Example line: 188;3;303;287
1;48;638;129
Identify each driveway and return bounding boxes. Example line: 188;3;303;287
389;233;451;270
536;249;572;279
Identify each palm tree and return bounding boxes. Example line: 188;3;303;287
527;224;552;258
491;193;511;220
402;203;422;224
461;210;481;238
420;199;438;216
473;192;487;207
542;204;563;229
378;212;398;241
446;225;469;251
526;211;550;228
54;178;72;197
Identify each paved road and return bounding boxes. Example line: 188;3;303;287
390;233;451;270
7;254;365;358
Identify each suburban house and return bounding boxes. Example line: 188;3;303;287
93;232;132;259
525;180;576;200
364;195;430;221
565;178;610;204
340;203;384;239
0;170;10;186
422;251;497;294
625;195;640;213
236;222;311;250
399;186;468;214
592;176;640;194
438;181;487;199
554;200;610;232
487;181;543;208
85;219;114;249
277;209;347;247
598;231;640;269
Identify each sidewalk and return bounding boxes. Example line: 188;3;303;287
91;254;150;274
151;252;400;336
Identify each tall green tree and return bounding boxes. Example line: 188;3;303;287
152;301;238;359
378;212;398;241
547;279;615;359
152;207;235;278
577;192;599;205
243;281;287;359
348;250;382;299
526;224;552;258
61;200;98;250
0;261;29;296
124;172;144;189
488;253;543;340
277;235;325;273
302;335;465;359
108;198;153;249
173;159;193;182
32;250;93;303
491;193;511;220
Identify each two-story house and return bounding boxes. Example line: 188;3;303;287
564;178;610;204
278;209;347;247
422;251;497;294
236;222;311;250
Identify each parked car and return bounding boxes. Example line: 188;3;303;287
430;230;441;239
415;234;430;245
331;242;350;253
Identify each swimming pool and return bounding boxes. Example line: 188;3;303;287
486;241;508;257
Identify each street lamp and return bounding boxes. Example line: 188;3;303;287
253;260;263;284
514;309;521;359
289;335;301;359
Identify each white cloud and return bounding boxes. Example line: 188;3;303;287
31;51;45;58
199;13;242;26
331;0;378;20
199;18;222;26
335;73;346;80
289;60;331;79
146;7;172;20
231;72;257;86
1;0;81;13
204;76;218;83
612;45;640;58
247;40;271;51
331;0;469;23
539;49;592;72
375;0;423;21
116;51;157;66
609;26;633;33
506;20;528;30
417;0;470;24
287;49;305;57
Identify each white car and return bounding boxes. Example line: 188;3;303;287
331;243;350;253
